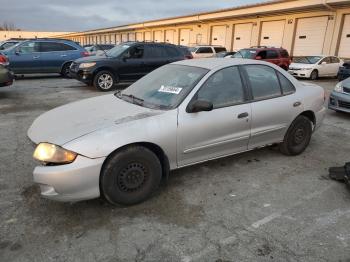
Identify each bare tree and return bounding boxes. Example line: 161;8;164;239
0;21;20;31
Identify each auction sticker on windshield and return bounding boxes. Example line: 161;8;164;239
158;85;183;94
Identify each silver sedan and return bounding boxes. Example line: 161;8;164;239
28;58;326;205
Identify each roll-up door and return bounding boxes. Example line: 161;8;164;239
293;16;329;56
260;20;285;47
211;25;227;47
165;30;175;44
180;29;191;46
154;31;163;42
233;23;253;51
136;32;143;42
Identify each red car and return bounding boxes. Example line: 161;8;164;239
233;46;291;70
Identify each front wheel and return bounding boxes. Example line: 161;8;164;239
100;146;162;206
61;62;72;78
93;70;117;91
310;70;318;80
279;115;313;156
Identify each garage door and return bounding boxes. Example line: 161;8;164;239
180;29;191;46
165;30;175;44
128;33;135;42
293;16;329;56
136;32;143;42
144;32;152;42
121;33;128;43
233;23;253;51
154;31;163;42
260;20;285;47
338;14;350;58
211;25;227;47
115;34;121;44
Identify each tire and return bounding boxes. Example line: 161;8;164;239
279;115;313;156
93;70;117;92
310;70;318;80
100;146;162;206
60;62;72;78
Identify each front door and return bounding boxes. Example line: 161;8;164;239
118;45;146;81
177;66;251;167
9;41;41;74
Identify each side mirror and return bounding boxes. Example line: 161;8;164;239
187;99;213;113
321;61;327;65
15;49;20;55
255;56;262;60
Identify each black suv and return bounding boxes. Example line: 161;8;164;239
70;42;190;91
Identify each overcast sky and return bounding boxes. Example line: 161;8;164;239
0;0;269;32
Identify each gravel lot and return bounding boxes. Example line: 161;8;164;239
0;75;349;262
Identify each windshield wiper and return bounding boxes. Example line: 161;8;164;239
121;93;144;105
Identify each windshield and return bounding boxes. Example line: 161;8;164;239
292;56;322;64
106;44;130;57
117;64;209;109
233;49;256;59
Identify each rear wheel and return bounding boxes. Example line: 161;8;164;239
101;146;162;206
93;70;117;91
310;70;318;80
279;115;313;156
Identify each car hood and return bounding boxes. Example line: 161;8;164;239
289;63;315;69
74;55;113;63
27;94;163;146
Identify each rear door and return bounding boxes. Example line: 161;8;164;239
318;57;333;76
9;41;41;74
177;66;251;166
242;64;303;148
39;42;77;73
143;45;172;73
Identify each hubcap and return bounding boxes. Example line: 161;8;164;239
117;163;147;192
294;127;305;144
98;74;113;90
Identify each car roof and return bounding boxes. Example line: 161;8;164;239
173;58;270;70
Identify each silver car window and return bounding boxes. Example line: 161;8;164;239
196;66;245;108
244;65;282;100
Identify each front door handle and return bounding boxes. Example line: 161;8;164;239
293;101;301;107
33;56;40;59
60;54;67;57
238;112;249;119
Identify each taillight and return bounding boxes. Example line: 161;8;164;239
185;55;193;59
81;51;90;57
0;55;9;65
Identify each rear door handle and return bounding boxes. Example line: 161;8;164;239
33;56;40;59
238;112;249;119
60;54;67;57
293;101;301;107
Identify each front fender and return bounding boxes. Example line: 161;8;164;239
62;110;178;169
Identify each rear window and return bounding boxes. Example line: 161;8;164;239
266;50;279;59
40;42;76;52
280;49;289;58
197;47;213;54
214;47;227;53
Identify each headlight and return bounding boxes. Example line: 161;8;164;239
33;143;77;164
334;82;343;93
79;62;96;69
